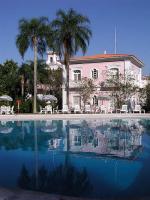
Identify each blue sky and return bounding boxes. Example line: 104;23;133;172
0;0;150;74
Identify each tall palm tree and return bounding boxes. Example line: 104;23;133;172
52;9;92;108
16;17;52;113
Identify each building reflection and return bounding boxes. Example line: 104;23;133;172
62;119;143;159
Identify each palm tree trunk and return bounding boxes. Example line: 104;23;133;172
64;42;70;108
66;63;69;108
33;37;37;113
21;75;24;97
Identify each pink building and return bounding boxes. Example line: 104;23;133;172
62;54;144;111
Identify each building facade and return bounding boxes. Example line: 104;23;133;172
62;54;144;110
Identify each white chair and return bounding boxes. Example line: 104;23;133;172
120;105;128;113
100;105;107;114
10;106;14;114
45;105;53;114
84;104;91;113
6;106;11;114
40;106;47;114
107;105;113;113
94;106;100;113
0;106;7;114
133;105;145;114
74;105;82;113
59;105;70;113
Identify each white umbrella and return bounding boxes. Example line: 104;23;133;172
37;94;44;101
42;95;57;102
0;95;13;101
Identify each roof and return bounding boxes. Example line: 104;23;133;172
70;54;144;68
142;75;150;80
71;54;129;60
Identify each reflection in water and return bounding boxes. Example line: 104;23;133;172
0;121;14;134
65;119;143;159
0;118;148;199
41;120;57;133
18;164;92;196
0;119;143;159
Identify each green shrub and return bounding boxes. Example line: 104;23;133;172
19;100;33;113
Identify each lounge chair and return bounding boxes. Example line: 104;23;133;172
94;106;100;113
40;106;47;114
133;105;145;114
10;106;14;114
74;105;82;113
6;106;14;114
0;106;9;114
84;104;91;113
45;105;53;114
58;105;70;113
100;105;107;114
120;105;128;113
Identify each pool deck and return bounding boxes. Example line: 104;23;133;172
0;113;150;121
0;187;149;200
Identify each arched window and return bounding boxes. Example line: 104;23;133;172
92;69;98;79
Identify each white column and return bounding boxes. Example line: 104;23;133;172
62;65;67;107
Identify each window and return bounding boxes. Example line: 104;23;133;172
50;57;53;63
93;96;98;106
74;70;81;82
92;69;98;79
73;96;81;105
74;135;81;146
109;68;119;78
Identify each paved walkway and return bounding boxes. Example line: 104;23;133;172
0;113;150;121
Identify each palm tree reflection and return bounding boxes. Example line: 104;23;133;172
18;164;91;196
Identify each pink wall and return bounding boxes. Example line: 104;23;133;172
69;60;125;84
67;59;141;109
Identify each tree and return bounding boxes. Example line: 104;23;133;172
79;78;95;110
106;71;138;109
52;9;92;108
18;62;34;97
144;83;150;112
16;17;52;113
0;60;19;99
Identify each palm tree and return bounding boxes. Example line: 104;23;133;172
16;17;52;113
52;9;92;108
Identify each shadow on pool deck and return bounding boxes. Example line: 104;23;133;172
0;187;150;200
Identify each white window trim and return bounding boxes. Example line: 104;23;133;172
72;68;82;81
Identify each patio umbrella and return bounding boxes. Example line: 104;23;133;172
0;95;13;101
42;95;57;102
37;94;44;101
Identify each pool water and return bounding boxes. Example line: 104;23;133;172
0;119;150;199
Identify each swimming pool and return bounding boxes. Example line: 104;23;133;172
0;118;150;199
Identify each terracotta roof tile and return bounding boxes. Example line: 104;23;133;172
71;54;130;60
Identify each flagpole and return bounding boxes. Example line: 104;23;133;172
115;26;117;54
